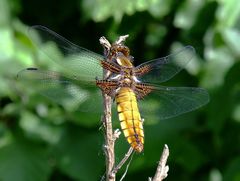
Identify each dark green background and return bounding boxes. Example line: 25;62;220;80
1;0;240;180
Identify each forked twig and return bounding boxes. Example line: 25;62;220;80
149;144;170;181
119;149;134;181
111;147;134;176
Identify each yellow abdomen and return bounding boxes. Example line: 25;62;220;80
116;87;144;152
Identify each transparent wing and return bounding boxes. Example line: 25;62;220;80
28;25;104;82
17;68;103;113
135;46;195;84
139;85;209;120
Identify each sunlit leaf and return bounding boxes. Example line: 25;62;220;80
19;110;62;144
81;0;166;22
174;0;204;29
0;0;10;26
209;169;222;181
0;28;14;60
216;0;240;28
148;0;172;18
221;28;240;57
201;47;234;89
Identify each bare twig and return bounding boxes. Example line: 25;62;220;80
111;147;134;176
100;36;115;181
102;93;115;181
119;150;134;181
115;35;129;44
149;144;170;181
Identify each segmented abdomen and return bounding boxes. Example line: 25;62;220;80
116;87;144;152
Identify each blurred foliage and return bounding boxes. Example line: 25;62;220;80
0;0;240;180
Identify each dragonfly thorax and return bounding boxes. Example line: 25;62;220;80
116;56;133;68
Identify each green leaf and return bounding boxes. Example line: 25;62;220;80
216;0;240;28
148;0;172;18
201;46;234;90
0;0;10;26
0;137;52;181
54;125;104;181
81;0;166;22
223;157;240;181
221;28;240;57
171;139;207;172
209;169;222;181
174;0;204;29
205;61;240;132
19;110;62;144
0;28;14;60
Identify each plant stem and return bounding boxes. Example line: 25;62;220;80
100;36;115;181
102;92;115;181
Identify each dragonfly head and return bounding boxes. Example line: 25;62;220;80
110;43;130;57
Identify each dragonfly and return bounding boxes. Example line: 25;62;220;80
17;25;209;152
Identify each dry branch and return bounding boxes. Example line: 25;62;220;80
149;144;169;181
100;36;115;181
111;147;134;176
102;93;115;181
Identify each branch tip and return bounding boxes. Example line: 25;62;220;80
115;34;129;44
149;144;170;181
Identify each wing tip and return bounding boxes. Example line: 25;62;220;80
184;45;196;55
28;25;48;32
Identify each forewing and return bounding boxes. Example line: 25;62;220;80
17;68;103;113
139;85;209;120
28;25;104;82
135;46;195;84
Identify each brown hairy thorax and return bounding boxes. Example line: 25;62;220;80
97;35;154;100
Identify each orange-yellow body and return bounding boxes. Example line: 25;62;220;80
116;87;144;152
